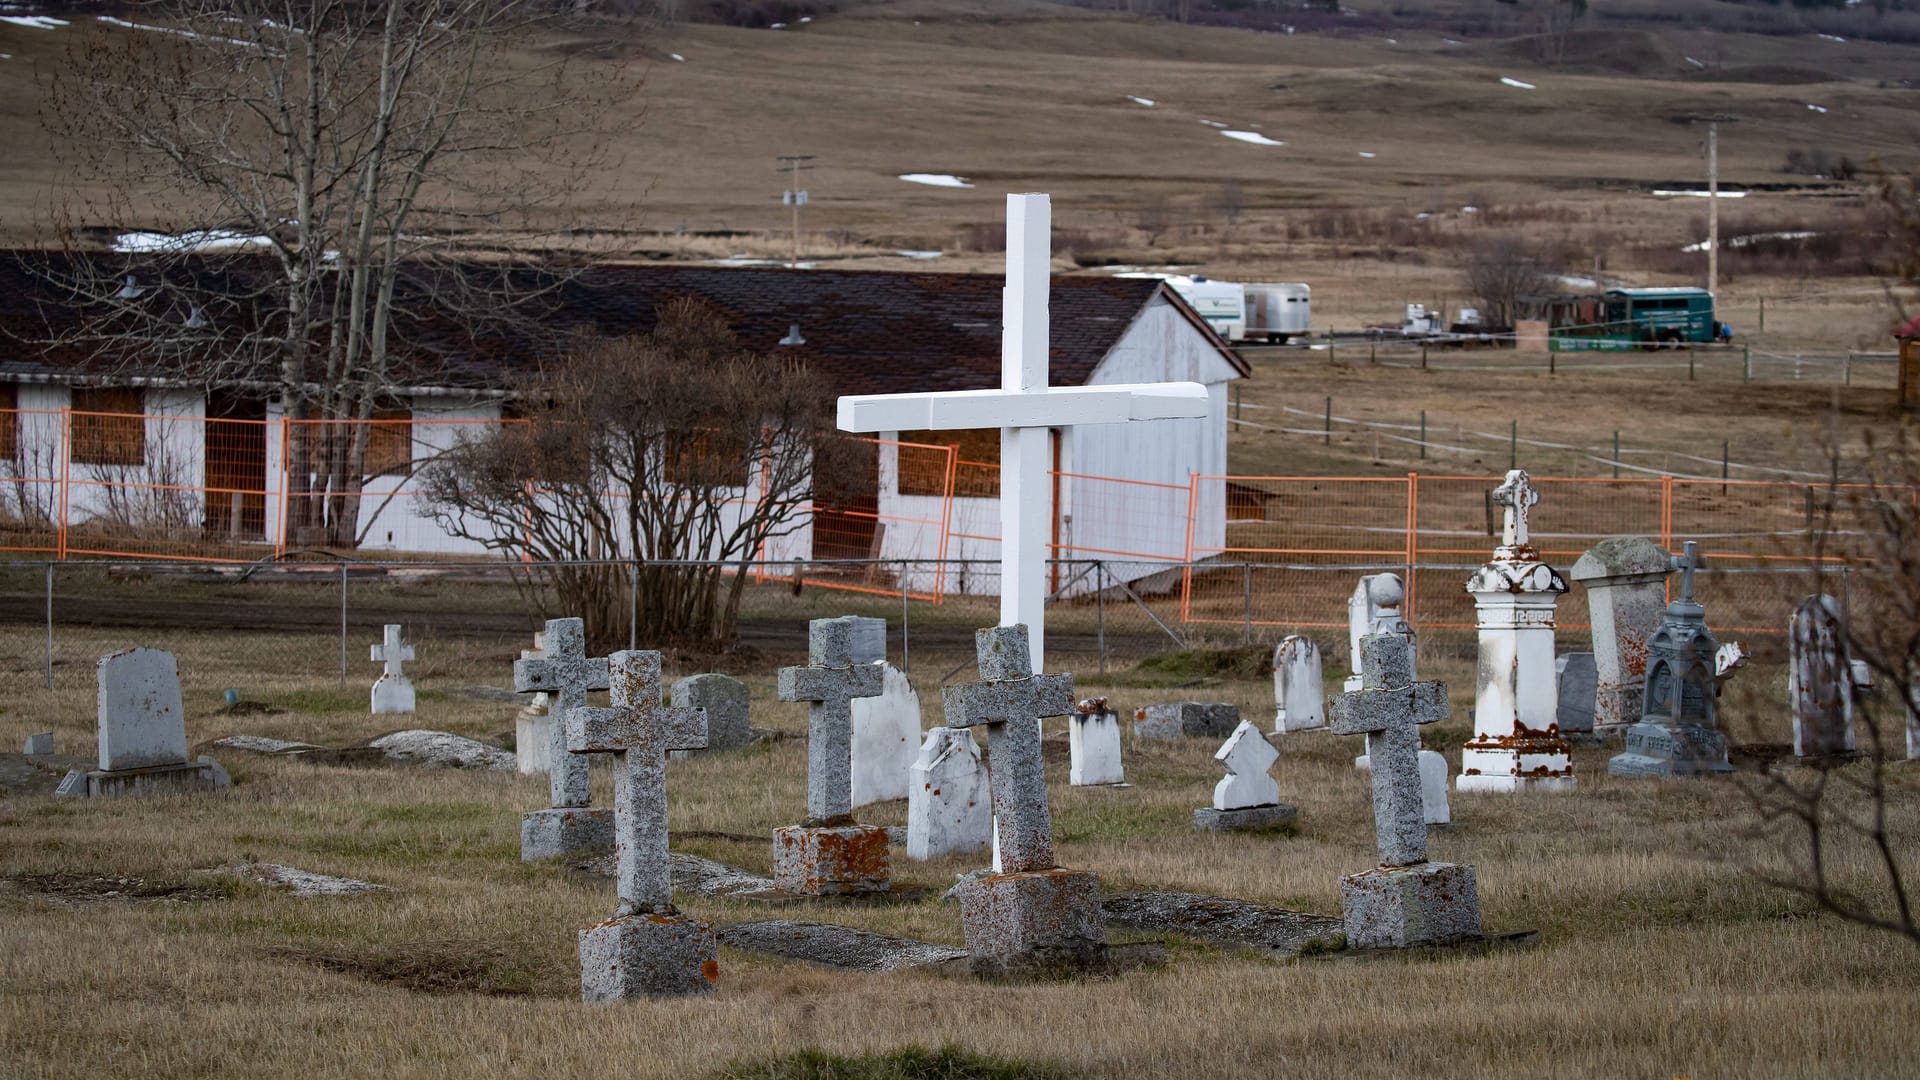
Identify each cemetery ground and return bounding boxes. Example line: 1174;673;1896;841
4;606;1919;1077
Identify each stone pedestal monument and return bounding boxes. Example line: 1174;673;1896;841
774;616;890;895
1345;574;1415;692
1569;536;1675;734
513;618;614;860
1459;470;1574;792
567;650;717;1000
1332;634;1480;949
943;625;1107;978
1609;543;1735;778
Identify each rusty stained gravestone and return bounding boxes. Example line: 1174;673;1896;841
773;616;890;895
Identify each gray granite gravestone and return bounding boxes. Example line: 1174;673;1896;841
1569;537;1674;733
1330;634;1481;949
670;673;753;754
567;650;717;1000
1790;595;1857;758
943;624;1107;978
57;648;229;799
1133;701;1240;740
1609;542;1734;778
1555;652;1598;737
774;616;890;895
513;618;614;859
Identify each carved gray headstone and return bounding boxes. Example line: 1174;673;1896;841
671;673;753;754
98;647;188;771
847;616;888;666
1555;652;1597;735
1609;542;1734;778
1569;537;1674;732
1789;595;1856;758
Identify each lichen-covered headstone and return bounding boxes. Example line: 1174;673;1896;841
905;727;991;861
1069;697;1124;786
850;662;921;806
1194;720;1296;832
774;616;890;895
943;624;1107;978
514;618;614;860
1331;634;1481;949
1789;594;1856;758
567;649;717;1000
1569;536;1674;732
1273;636;1326;733
671;673;753;754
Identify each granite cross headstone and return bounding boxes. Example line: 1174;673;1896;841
773;616;891;894
514;618;616;859
1330;634;1449;866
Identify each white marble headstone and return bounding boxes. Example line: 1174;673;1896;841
850;662;920;806
1213;720;1281;810
905;727;992;860
1069;702;1125;786
97;647;188;771
1273;636;1326;733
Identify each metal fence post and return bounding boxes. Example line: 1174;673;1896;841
628;560;638;651
339;563;348;686
45;561;54;691
1242;561;1253;645
1096;560;1106;679
900;559;910;676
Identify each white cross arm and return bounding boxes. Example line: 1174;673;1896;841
837;382;1209;434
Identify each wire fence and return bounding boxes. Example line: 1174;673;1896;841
1236;339;1899;389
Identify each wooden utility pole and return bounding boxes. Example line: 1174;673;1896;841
775;155;815;269
1707;121;1720;298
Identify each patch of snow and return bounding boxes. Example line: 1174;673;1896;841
1558;275;1598;289
112;229;273;254
0;14;66;28
708;255;816;268
1685;56;1705;68
897;249;943;260
1461;205;1479;214
1816;33;1845;43
798;15;810;22
1383;37;1397;44
97;16;256;47
1415;211;1432;220
1500;77;1536;90
898;173;972;188
1127;95;1156;107
209;862;389;897
670;52;685;61
1807;103;1827;113
204;734;318;755
1682;230;1818;253
0;53;10;59
1653;189;1747;198
1443;38;1462;46
1222;130;1284;146
1357;151;1376;159
769;21;786;28
1200;120;1228;128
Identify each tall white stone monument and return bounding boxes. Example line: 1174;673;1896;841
369;624;416;715
1459;470;1574;793
834;193;1210;671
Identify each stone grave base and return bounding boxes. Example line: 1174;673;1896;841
955;867;1106;979
57;757;230;799
578;911;718;1001
1340;861;1482;950
1564;731;1612;749
1608;722;1733;778
772;824;890;896
1192;803;1298;833
522;807;615;861
1457;740;1576;792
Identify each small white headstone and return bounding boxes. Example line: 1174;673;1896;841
905;727;992;860
1212;720;1281;810
97;647;188;771
1069;699;1124;786
1273;636;1326;733
369;624;417;715
516;714;553;775
850;662;920;807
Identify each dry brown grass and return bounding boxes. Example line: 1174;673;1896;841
2;628;1917;1078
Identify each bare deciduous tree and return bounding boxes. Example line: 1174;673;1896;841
418;298;861;650
1465;234;1558;328
38;0;639;548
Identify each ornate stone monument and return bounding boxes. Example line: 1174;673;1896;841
57;648;229;798
1068;697;1125;786
774;616;890;895
1331;634;1481;949
1459;470;1574;792
943;625;1107;978
1193;720;1296;832
905;727;993;861
1273;635;1326;733
1789;594;1858;759
568;650;717;1000
1569;536;1675;733
514;618;615;860
1609;542;1735;778
368;624;416;714
1346;574;1415;692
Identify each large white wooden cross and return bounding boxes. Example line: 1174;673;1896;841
836;193;1209;669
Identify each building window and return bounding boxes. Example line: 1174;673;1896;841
363;406;413;476
0;383;15;460
663;431;750;488
70;387;145;467
899;428;999;497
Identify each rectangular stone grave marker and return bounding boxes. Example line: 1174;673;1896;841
60;648;227;798
943;624;1107;978
1133;701;1240;740
514;618;614;860
567;649;717;1000
850;662;921;806
1555;652;1598;736
515;629;550;775
671;673;753;754
1790;595;1857;758
1273;636;1326;733
906;728;992;861
1069;697;1124;786
23;732;53;756
1570;536;1674;733
774;616;890;895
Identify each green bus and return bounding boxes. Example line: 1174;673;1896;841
1549;287;1726;350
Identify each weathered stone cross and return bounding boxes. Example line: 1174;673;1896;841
1491;468;1539;549
513;617;610;808
940;624;1074;873
777;617;886;825
370;624;413;678
565;650;707;915
1671;539;1701;604
834;193;1210;671
1330;633;1449;867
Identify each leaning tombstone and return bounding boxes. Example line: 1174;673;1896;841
850;661;921;806
1069;697;1125;786
1133;701;1240;740
1460;470;1574;792
515;629;551;776
905;728;992;861
670;673;753;755
1272;636;1326;734
368;624;417;715
1555;652;1599;743
944;624;1108;978
58;648;229;798
1331;634;1481;949
513;618;615;860
1568;536;1674;734
1194;720;1297;833
774;616;890;895
1789;595;1858;759
569;650;718;1000
23;732;54;756
1609;543;1735;778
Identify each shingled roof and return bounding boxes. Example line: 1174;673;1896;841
0;253;1245;395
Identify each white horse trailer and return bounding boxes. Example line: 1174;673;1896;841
1163;276;1247;342
1244;283;1311;343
